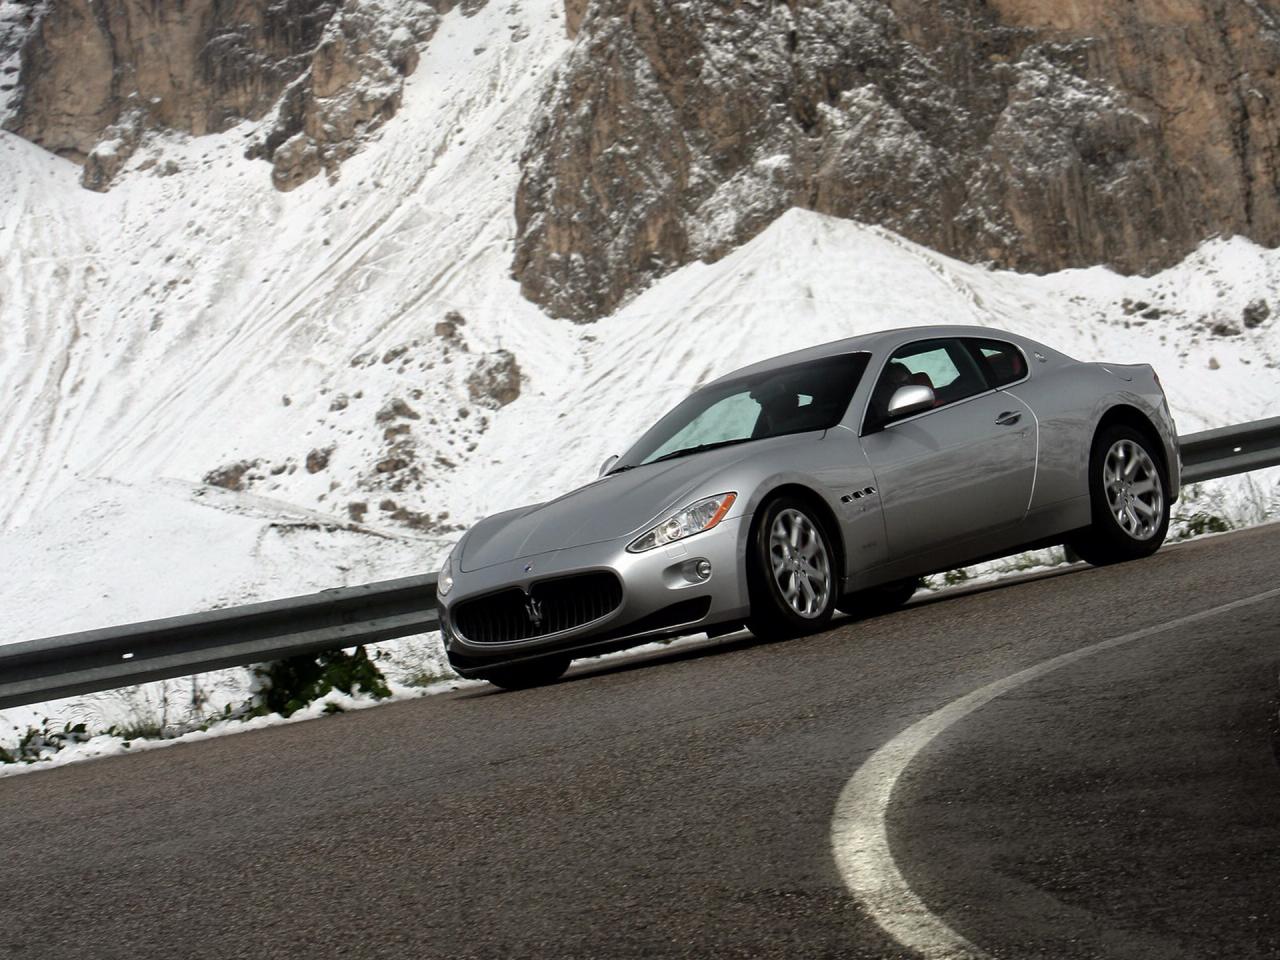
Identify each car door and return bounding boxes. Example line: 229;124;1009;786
859;338;1037;562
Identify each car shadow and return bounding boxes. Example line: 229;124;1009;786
452;562;1093;696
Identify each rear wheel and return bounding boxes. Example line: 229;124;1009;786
481;655;571;691
1068;424;1169;566
746;497;837;639
837;578;920;618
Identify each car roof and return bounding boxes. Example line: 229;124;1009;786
705;325;1065;386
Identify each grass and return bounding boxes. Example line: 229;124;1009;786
393;638;457;688
925;545;1071;592
1;646;396;766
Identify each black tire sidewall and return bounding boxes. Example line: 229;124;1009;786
747;497;837;636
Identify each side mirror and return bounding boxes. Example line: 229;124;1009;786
887;384;935;421
598;455;620;478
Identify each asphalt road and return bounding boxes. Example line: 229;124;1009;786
2;525;1278;959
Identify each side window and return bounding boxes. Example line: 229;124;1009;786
966;338;1028;388
897;345;963;391
865;339;988;430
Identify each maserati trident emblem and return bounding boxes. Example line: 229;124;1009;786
524;596;544;627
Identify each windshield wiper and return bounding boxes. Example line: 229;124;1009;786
644;438;753;467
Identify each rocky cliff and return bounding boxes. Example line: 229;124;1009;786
5;0;1279;313
0;1;41;124
3;0;483;190
514;0;1280;321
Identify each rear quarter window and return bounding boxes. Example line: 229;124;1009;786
966;339;1028;388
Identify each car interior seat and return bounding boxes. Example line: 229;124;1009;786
989;351;1026;384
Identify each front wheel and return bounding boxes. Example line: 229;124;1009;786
1067;425;1169;566
481;655;571;691
746;497;837;639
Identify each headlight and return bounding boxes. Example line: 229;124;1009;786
437;547;457;598
627;493;737;553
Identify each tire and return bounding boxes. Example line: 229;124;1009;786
481;655;571;691
1067;423;1170;566
837;578;920;618
746;496;838;639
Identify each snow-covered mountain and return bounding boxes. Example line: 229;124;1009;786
1;0;1278;745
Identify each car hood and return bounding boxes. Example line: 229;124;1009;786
459;434;813;572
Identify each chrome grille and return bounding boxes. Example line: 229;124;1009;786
452;572;624;644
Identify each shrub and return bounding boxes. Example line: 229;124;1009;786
253;646;391;718
1173;511;1232;540
0;721;94;764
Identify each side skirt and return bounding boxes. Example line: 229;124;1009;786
844;495;1092;591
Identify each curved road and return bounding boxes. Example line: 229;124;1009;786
2;525;1278;959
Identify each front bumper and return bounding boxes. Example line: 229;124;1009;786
1155;397;1182;498
439;517;751;677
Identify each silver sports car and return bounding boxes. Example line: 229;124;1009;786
437;325;1179;689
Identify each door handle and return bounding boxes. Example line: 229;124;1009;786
995;411;1022;426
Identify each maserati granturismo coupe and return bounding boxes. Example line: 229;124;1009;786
437;325;1179;688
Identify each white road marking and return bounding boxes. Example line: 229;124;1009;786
830;585;1280;960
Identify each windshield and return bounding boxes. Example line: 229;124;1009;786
613;352;870;472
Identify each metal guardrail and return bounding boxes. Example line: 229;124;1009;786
0;574;437;711
1178;416;1280;484
0;416;1276;711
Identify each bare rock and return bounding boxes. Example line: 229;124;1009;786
1210;320;1241;337
376;498;457;533
203;459;262;491
374;397;421;422
305;445;335;473
518;0;1280;320
0;1;41;126
5;0;486;190
564;0;590;37
251;0;450;190
434;310;468;346
467;350;522;408
347;501;368;522
1243;299;1271;329
80;108;144;191
269;133;324;192
8;0;341;161
382;343;412;364
375;455;410;473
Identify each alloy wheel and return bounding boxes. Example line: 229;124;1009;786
1103;439;1165;541
768;508;832;618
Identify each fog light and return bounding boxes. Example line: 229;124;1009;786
663;558;716;588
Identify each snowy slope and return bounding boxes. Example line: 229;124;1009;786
0;0;576;535
1;0;1278;748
